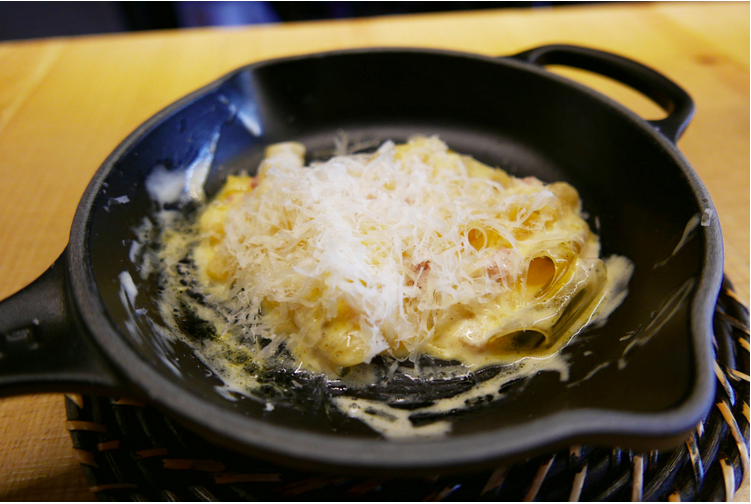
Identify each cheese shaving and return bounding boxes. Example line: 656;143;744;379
190;136;626;374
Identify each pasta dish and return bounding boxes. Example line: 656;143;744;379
183;136;629;375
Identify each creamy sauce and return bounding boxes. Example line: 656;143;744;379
133;136;634;439
654;213;700;269
185;129;220;202
104;195;130;212
118;271;138;307
331;354;570;439
144;129;219;206
146;166;185;206
617;277;694;370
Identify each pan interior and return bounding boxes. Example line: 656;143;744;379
85;51;707;445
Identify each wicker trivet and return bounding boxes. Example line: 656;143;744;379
65;278;749;501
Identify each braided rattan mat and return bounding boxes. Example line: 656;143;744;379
66;278;749;501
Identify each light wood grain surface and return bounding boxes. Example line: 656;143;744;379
0;2;747;501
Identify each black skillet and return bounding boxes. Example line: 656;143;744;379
0;45;723;474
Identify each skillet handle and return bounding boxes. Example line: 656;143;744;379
509;44;694;143
0;249;126;397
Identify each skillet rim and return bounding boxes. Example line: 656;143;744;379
67;47;723;472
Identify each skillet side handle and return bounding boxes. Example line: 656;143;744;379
509;44;695;143
0;249;126;397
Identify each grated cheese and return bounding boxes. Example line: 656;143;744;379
191;136;626;374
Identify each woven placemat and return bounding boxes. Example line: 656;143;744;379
65;278;749;501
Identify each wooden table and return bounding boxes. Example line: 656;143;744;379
0;2;747;500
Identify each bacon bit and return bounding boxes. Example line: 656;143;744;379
488;264;501;279
415;260;431;289
251;176;260;189
406;260;431;287
487;249;512;283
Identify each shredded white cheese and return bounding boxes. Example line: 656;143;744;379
192;136;622;373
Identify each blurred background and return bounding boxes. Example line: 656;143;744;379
0;1;596;42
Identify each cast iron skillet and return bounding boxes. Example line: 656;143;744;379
0;45;723;474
